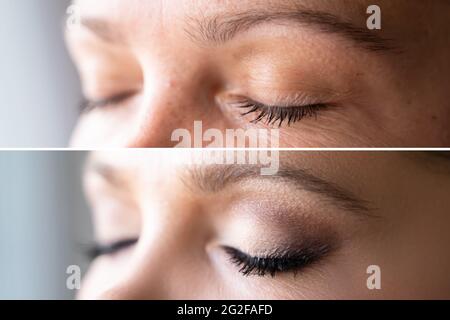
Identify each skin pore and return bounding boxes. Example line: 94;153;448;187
80;151;450;299
66;0;450;148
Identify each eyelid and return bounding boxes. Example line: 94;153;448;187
88;238;139;259
232;98;330;127
222;243;332;277
80;91;137;112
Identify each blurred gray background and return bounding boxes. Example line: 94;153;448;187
0;152;92;299
0;0;90;299
0;0;81;147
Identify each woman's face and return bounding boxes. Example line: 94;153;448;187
80;151;450;299
66;0;450;148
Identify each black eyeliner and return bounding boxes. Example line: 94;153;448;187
223;243;332;277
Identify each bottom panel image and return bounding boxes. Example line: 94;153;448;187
0;150;449;300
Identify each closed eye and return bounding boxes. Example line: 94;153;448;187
223;243;332;277
79;91;330;128
88;238;139;259
80;91;137;113
233;99;330;127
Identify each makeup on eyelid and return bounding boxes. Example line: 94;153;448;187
85;150;379;284
206;231;337;279
88;183;347;278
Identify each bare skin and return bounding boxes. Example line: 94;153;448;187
66;0;450;148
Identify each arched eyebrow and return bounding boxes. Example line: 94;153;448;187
186;8;397;53
75;8;397;53
185;164;375;216
86;158;374;216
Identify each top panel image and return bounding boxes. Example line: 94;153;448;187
1;0;449;148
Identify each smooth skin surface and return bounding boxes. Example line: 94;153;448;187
80;151;450;299
66;0;450;147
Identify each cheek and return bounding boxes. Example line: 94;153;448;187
207;247;335;300
77;260;114;299
71;111;135;148
78;252;135;299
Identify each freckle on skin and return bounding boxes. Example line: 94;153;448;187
167;80;177;88
431;115;437;120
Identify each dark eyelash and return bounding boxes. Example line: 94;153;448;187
223;244;331;277
88;238;139;259
236;100;328;127
80;91;136;113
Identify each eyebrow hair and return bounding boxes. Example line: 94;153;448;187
185;164;374;215
186;8;397;52
77;8;396;53
87;158;373;216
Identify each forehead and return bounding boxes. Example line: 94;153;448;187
72;0;424;21
71;0;434;52
73;0;368;21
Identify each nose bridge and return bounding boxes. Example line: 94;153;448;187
98;250;172;299
93;232;188;300
126;55;218;148
96;188;210;299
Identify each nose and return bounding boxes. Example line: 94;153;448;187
95;281;159;300
126;63;223;148
86;197;213;299
85;245;173;300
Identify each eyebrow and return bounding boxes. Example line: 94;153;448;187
185;164;374;215
188;7;396;53
78;8;396;53
87;159;373;216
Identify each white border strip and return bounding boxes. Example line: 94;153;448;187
0;148;449;152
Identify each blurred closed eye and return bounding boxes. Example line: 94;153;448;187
88;238;139;259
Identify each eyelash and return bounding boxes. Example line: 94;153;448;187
223;244;331;277
88;239;330;278
236;100;328;127
80;91;136;113
80;93;328;127
88;238;138;259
